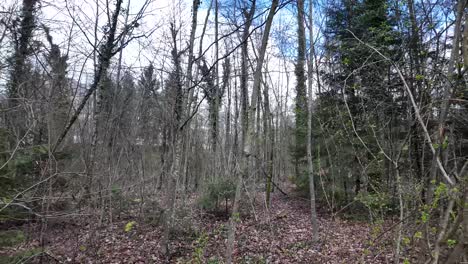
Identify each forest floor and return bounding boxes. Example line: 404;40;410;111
1;190;397;263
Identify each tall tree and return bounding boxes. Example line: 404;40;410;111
226;1;256;262
43;25;70;145
306;0;319;242
226;0;279;262
293;0;308;180
7;0;38;143
161;22;185;257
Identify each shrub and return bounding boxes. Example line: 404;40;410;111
355;191;390;221
0;128;73;222
198;178;235;213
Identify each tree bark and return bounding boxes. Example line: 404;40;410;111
226;0;279;262
161;22;185;257
306;0;319;243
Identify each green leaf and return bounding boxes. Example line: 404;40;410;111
403;237;411;246
421;211;429;223
124;221;136;232
450;211;456;221
442;136;449;149
343;57;350;66
434;183;447;197
447;239;456;248
414;231;422;239
111;186;122;194
415;74;424;81
233;212;241;222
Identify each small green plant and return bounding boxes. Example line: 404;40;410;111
402;237;411;246
363;248;371;255
415;74;424;81
206;258;222;264
414;231;422;239
419;182;451;224
446;239;457;248
124;221;137;232
111;186;134;217
198;178;235;213
191;231;209;264
421;210;429;223
355;192;389;221
232;212;241;222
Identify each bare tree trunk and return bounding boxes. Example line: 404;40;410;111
181;0;200;192
213;0;220;155
394;165;404;264
161;135;181;257
407;0;426;201
264;77;274;207
181;0;204;189
161;21;185;259
225;60;232;163
226;2;256;260
463;12;468;69
306;0;319;243
226;0;279;262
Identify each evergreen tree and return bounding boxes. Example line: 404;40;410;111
293;0;308;179
319;0;401;200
